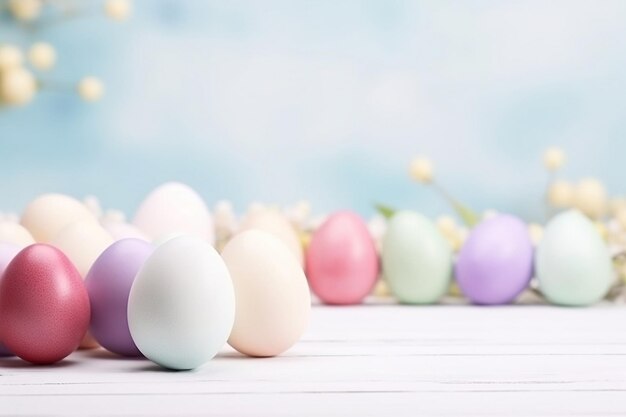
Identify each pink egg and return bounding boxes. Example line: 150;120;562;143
0;243;20;357
0;244;90;364
305;211;379;305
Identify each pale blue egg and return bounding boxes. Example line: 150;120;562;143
536;210;613;306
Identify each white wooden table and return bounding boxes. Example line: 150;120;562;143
1;302;625;416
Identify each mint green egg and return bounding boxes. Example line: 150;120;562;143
382;211;452;304
536;209;613;306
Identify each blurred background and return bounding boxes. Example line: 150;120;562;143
2;0;626;220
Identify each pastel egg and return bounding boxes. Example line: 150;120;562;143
51;221;114;277
238;209;303;265
222;230;310;357
20;193;98;243
0;244;90;364
133;182;214;244
0;222;35;246
382;211;452;304
455;214;533;305
0;243;20;356
305;211;378;305
85;239;153;356
101;219;149;241
128;235;234;370
536;209;612;306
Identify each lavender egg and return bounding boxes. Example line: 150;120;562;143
85;238;153;356
455;214;533;305
0;243;20;356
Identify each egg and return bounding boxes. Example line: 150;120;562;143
133;182;214;244
85;239;153;356
0;243;20;356
238;208;303;265
20;193;98;243
305;211;378;305
0;244;90;364
381;211;452;304
0;222;35;246
455;214;533;305
536;209;613;306
101;219;149;241
222;230;310;357
128;235;234;370
51;221;114;277
51;221;113;349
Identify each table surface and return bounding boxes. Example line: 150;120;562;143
1;302;625;416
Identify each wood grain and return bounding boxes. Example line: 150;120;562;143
1;304;625;416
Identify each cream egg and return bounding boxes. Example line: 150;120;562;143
51;220;114;277
222;230;310;357
237;208;303;265
20;193;99;243
0;221;35;246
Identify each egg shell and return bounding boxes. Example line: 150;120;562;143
51;220;114;278
305;211;379;305
222;230;311;357
128;235;234;370
101;219;149;241
536;209;613;306
381;211;452;304
238;209;303;265
0;243;20;356
20;194;98;243
455;214;533;305
133;182;214;244
86;239;153;357
0;244;90;364
0;222;35;247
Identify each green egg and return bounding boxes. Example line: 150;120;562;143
382;210;452;304
536;209;613;306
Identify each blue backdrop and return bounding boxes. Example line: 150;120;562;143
2;0;625;220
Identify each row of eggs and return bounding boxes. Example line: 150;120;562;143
0;231;310;370
0;182;615;365
310;209;613;307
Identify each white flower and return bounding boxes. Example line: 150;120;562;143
574;178;607;219
77;76;104;102
548;180;574;208
543;146;565;171
8;0;41;21
436;215;456;237
28;42;56;71
0;44;23;70
528;223;544;246
0;67;36;105
104;0;132;21
409;156;433;183
83;195;103;218
103;209;126;223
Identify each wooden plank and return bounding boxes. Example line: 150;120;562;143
1;305;625;416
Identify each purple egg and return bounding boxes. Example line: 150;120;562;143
85;238;153;356
0;243;21;356
455;214;533;305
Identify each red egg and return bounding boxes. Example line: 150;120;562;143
0;244;90;364
305;211;379;305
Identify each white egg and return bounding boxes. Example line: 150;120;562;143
222;230;310;357
128;235;234;370
133;182;214;244
51;221;114;277
0;221;35;246
20;193;99;243
237;208;303;265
